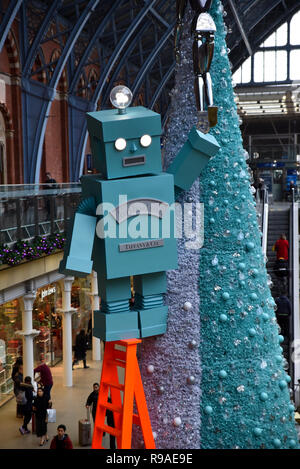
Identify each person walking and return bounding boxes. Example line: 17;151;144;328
273;233;289;289
19;376;34;435
32;387;51;446
12;362;24;418
106;396;116;450
275;292;292;338
72;329;89;369
273;233;289;261
44;172;57;217
34;357;53;401
50;424;73;449
11;357;23;381
85;383;99;423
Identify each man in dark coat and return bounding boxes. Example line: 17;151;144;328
275;294;292;338
86;383;99;422
72;329;89;369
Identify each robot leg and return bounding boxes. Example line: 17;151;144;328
93;276;140;341
133;272;168;338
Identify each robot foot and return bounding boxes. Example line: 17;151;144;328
93;310;140;342
138;306;168;338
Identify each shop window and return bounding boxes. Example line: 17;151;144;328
290;11;300;45
71;277;92;346
33;283;63;367
0;300;22;406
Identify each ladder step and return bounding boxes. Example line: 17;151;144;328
97;423;121;437
113;349;126;361
108;359;126;368
102;380;124;391
100;401;123;413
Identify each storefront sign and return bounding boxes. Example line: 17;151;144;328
41;286;56;299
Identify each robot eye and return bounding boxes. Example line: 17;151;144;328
115;138;127;151
140;134;152;148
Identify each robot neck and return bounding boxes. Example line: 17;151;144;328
190;0;213;13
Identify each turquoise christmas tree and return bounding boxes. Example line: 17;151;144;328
133;0;299;449
199;0;298;449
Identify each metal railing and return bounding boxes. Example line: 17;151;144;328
0;183;81;245
289;190;300;403
255;188;269;255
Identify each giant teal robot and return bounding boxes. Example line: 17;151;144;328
59;86;219;341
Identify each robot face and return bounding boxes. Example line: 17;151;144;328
87;106;162;179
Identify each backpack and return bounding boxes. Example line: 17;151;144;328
16;390;27;405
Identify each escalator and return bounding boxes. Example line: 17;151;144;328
266;208;290;298
259;190;300;406
266;207;291;370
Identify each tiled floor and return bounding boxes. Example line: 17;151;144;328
0;351;112;450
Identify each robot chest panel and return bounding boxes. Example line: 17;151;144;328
94;174;178;279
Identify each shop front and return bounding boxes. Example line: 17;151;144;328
0;275;94;406
32;283;63;367
0;299;22;406
71;277;92;347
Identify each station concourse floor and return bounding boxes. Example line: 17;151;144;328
0;351;113;450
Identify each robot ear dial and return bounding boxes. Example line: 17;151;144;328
115;137;127;151
140;134;152;148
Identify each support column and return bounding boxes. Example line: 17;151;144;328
90;271;101;361
17;292;40;380
58;276;76;387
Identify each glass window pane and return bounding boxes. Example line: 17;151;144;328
232;67;242;84
290;11;300;45
254;52;264;82
264;32;276;47
276;23;287;46
290;50;300;80
264;50;276;81
241;56;251;83
276;51;287;81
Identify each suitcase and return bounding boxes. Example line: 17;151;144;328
79;408;92;446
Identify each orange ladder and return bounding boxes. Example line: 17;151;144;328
92;338;156;449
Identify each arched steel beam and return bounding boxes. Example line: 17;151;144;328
131;22;174;96
73;0;161;180
21;0;100;182
91;0;158;107
101;21;151;106
69;0;124;94
22;0;63;77
149;62;175;110
229;5;300;72
0;0;23;53
50;0;100;89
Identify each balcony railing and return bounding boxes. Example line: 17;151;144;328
0;183;81;245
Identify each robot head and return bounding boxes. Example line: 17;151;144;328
86;86;162;179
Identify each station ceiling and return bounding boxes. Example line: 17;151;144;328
1;0;300;115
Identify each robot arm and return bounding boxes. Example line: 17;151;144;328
59;197;97;277
174;0;188;63
166;126;220;199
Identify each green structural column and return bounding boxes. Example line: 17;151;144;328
199;0;299;449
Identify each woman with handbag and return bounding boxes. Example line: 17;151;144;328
19;376;34;435
32;387;51;446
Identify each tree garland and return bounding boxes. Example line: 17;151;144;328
0;233;66;266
